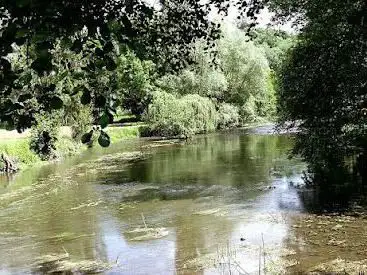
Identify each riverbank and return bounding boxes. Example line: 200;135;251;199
0;120;274;174
0;125;142;172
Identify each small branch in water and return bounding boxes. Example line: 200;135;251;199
259;245;262;275
262;233;266;273
62;246;70;257
141;213;147;229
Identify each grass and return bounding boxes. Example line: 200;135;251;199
0;139;41;170
0;125;143;171
106;125;142;143
55;137;83;158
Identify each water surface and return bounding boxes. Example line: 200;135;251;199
1;129;363;274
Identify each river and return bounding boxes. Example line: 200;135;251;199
0;127;366;274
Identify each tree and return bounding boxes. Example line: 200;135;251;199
219;27;273;118
275;0;367;190
0;0;265;138
116;51;156;119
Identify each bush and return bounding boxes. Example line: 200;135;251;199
240;95;258;122
63;97;93;140
217;103;240;129
30;112;61;160
144;91;217;137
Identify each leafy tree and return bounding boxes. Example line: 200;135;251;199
30;111;61;160
275;0;367;189
144;90;217;137
248;27;296;73
1;0;263;138
217;103;240;129
116;51;156;119
219;27;273;118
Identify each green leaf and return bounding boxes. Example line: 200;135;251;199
59;71;68;80
99;113;109;129
81;130;93;144
0;58;11;72
13;102;24;110
70;87;80;96
50;96;63;109
31;55;52;75
5;121;15;131
95;48;104;57
46;84;56;92
98;131;111;147
71;40;83;53
81;88;91;105
15;28;28;38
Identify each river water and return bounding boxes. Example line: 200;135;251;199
0;127;366;274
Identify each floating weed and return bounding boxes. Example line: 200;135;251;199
125;227;169;241
33;253;113;274
70;199;103;210
309;259;367;274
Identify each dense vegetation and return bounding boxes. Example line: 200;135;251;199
0;0;293;163
272;0;367;206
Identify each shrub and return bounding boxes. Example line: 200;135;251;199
63;97;93;140
144;91;217;137
217;103;240;129
30;112;61;160
240;95;258;123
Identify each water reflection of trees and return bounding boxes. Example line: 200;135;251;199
126;133;298;190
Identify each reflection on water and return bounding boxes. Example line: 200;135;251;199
0;130;310;274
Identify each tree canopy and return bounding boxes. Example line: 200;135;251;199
275;0;367;190
0;0;265;138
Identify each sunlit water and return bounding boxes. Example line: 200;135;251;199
1;127;364;274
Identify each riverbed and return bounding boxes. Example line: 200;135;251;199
0;127;366;274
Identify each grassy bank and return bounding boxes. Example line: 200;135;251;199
106;124;143;143
0;139;41;170
0;125;143;172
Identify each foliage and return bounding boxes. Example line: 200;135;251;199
219;27;270;108
106;125;141;143
157;28;278;125
157;41;228;101
1;0;264;137
217;103;240;129
144;91;217;137
30;111;61;160
275;0;367;187
248;27;296;72
116;51;156;119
